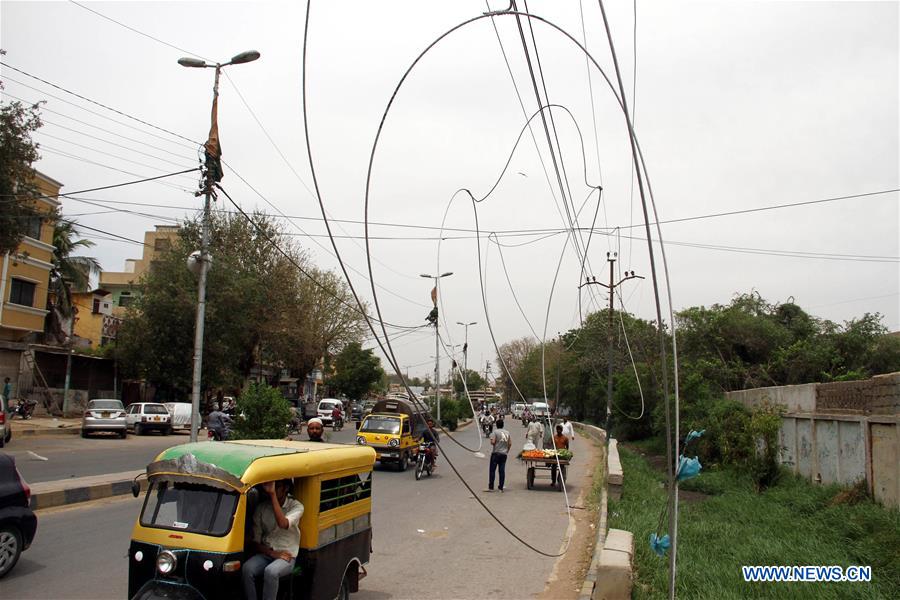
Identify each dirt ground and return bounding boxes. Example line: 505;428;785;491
538;437;604;599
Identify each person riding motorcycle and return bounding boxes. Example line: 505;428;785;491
207;407;232;441
419;417;440;469
330;405;343;431
479;411;494;437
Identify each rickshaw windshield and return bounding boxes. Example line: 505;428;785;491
140;480;238;536
360;416;400;434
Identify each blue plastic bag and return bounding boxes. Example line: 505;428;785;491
685;429;705;444
676;455;702;481
650;533;671;557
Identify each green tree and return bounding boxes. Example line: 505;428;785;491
0;69;44;255
44;220;101;344
327;342;384;400
453;369;485;395
230;382;292;439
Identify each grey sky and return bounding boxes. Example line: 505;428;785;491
2;1;898;381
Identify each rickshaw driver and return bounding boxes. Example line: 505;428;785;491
242;479;304;600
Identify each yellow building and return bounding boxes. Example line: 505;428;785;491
99;225;180;316
71;288;121;348
0;171;61;342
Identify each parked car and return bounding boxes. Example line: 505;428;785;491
0;453;37;578
164;402;192;433
81;399;127;438
125;403;172;436
317;398;344;425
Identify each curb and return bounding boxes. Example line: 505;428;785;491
14;427;81;437
29;471;147;511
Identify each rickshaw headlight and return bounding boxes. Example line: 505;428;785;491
157;550;177;574
388;438;399;447
357;436;366;445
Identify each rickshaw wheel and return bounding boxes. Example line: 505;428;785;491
336;571;350;600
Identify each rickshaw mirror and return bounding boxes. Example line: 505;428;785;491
131;481;141;498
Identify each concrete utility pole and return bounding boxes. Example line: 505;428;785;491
179;50;260;443
579;252;643;439
420;271;452;421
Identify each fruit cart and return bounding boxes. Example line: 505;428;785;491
521;449;572;491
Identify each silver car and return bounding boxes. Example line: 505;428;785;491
81;399;127;438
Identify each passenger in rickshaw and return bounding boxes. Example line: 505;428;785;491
242;479;304;600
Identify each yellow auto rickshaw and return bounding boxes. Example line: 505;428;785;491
355;398;431;470
127;439;375;600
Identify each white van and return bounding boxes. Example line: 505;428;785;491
164;402;192;432
317;398;344;425
531;402;550;417
512;403;527;418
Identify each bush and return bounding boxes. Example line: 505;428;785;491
230;382;292;440
747;401;784;490
439;398;460;431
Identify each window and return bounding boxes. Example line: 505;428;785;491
144;404;168;414
118;292;133;307
320;473;372;513
9;279;36;307
141;481;238;536
153;238;171;252
92;298;101;314
359;416;400;434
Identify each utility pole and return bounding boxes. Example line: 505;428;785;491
579;252;643;439
456;321;477;387
420;271;453;421
179;50;260;443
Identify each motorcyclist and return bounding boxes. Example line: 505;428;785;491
420;417;440;467
207;407;233;440
480;410;494;437
330;405;343;430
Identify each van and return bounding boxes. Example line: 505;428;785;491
317;398;344;425
531;402;550;417
164;402;192;432
512;403;527;419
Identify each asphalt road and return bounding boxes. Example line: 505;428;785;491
4;420;593;600
5;432;193;483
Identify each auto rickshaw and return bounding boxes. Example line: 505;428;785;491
355;398;431;470
127;439;375;600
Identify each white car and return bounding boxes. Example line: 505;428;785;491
125;402;172;436
164;402;193;432
317;398;344;425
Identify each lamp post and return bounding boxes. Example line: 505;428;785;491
456;320;477;387
179;50;260;443
420;271;453;421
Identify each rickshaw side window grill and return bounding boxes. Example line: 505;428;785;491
140;481;238;537
319;474;372;513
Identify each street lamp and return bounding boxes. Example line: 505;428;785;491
456;320;477;381
179;49;260;443
420;271;453;421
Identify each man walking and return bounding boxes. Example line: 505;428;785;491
525;417;544;450
487;419;511;493
561;417;574;442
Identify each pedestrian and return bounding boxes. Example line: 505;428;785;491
486;419;511;492
551;425;569;486
2;377;11;402
525;417;544;450
561;417;574;442
306;417;326;442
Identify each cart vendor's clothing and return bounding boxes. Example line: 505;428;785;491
553;433;569;450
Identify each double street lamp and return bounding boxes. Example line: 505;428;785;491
179;49;260;442
420;271;452;421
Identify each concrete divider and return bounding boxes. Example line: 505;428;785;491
29;470;146;510
574;422;634;600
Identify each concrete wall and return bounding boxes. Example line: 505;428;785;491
727;372;900;509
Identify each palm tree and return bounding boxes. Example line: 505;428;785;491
48;219;101;322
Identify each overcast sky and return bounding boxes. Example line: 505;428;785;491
2;0;898;382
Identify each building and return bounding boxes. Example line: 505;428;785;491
70;288;121;348
0;171;61;344
99;225;179;316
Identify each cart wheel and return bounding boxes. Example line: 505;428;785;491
527;467;535;490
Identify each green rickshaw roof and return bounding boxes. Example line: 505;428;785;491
156;442;302;479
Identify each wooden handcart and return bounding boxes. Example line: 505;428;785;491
524;457;570;491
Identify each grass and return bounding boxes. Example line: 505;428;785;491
610;446;900;599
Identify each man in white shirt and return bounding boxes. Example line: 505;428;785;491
242;479;304;600
525;418;544;450
561;417;575;442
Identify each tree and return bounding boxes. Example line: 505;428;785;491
453;369;485;395
230;382;292;439
326;342;384;400
45;220;101;344
0;64;45;255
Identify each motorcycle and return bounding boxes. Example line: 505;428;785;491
12;399;36;420
332;415;343;432
481;420;493;438
207;425;230;441
415;441;435;480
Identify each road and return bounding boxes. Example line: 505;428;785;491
6;432;191;483
4;420;596;599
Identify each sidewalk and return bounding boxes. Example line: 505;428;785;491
10;416;83;436
29;469;146;510
10;415;83;436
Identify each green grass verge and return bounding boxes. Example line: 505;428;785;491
610;446;900;599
